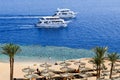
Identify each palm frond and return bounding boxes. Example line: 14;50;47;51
108;53;120;63
1;43;21;58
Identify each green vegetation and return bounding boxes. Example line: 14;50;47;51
108;53;119;79
91;46;107;79
0;44;119;80
91;46;120;79
1;43;21;80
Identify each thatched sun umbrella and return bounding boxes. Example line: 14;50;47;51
60;73;72;80
40;62;52;68
22;67;35;74
24;74;39;80
41;72;55;77
74;61;86;68
41;71;55;79
60;66;75;72
59;61;71;67
41;68;53;73
74;61;86;73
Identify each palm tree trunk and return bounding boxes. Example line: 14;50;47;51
96;65;99;79
11;58;14;80
10;57;12;80
10;57;14;80
110;63;113;79
98;66;100;78
98;66;101;78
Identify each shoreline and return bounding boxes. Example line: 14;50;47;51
0;57;92;64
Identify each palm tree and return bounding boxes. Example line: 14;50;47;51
1;43;21;80
91;46;107;79
91;56;100;78
108;53;119;79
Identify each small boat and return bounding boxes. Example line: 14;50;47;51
36;16;67;28
54;8;77;19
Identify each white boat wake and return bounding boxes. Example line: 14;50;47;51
0;16;44;19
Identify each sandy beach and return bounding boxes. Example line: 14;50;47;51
0;62;35;80
0;58;120;80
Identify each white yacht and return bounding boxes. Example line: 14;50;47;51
36;16;67;28
54;8;77;18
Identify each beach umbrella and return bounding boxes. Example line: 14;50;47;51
22;67;35;74
24;74;39;80
108;63;120;67
60;66;75;72
41;68;53;73
40;62;52;68
41;71;55;77
116;68;120;73
74;61;85;73
74;60;81;65
60;67;74;79
79;73;87;78
100;70;109;79
41;71;55;79
74;61;86;66
74;61;86;70
108;63;120;72
59;61;71;66
88;60;93;64
102;70;110;76
88;61;97;70
116;68;120;77
60;73;72;77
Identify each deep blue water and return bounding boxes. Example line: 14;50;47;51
0;0;120;62
0;14;120;52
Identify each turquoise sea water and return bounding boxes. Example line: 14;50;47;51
0;45;94;62
0;0;120;62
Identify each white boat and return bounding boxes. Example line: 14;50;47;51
36;16;67;28
54;8;77;18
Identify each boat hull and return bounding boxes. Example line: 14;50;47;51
36;23;67;28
